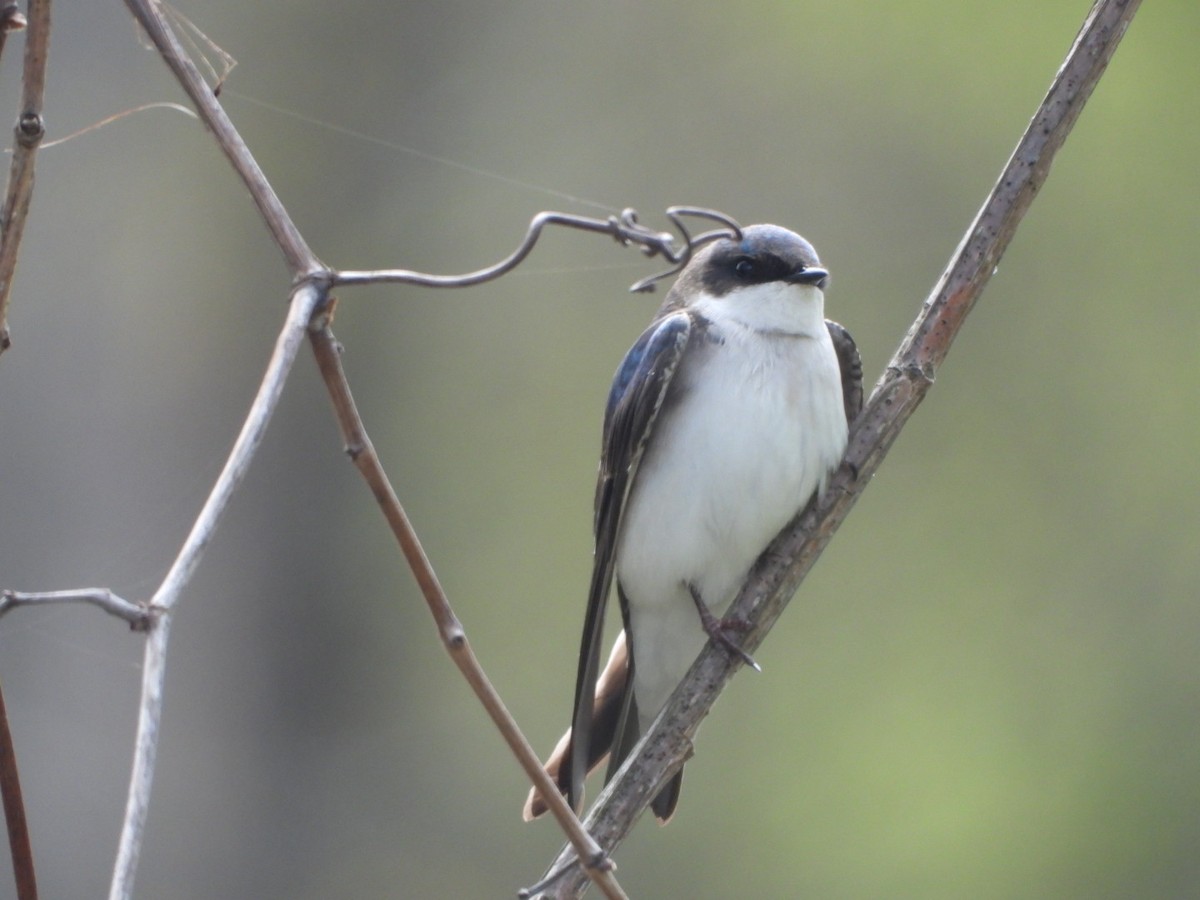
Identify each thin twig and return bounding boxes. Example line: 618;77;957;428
0;589;151;630
0;0;51;355
108;282;324;900
307;313;629;900
0;678;36;900
0;6;48;893
38;102;197;150
530;0;1142;894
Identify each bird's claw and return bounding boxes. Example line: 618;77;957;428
688;584;761;672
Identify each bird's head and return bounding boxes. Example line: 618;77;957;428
667;224;830;336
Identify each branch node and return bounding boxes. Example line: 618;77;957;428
841;458;861;484
444;624;467;650
0;3;25;32
16;111;43;145
133;603;165;633
587;850;615;872
518;859;579;898
889;361;936;387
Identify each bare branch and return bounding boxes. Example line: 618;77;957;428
0;5;54;894
0;589;151;630
108;281;324;900
0;0;51;355
307;312;629;900
530;0;1143;893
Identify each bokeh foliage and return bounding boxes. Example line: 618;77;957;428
0;1;1195;897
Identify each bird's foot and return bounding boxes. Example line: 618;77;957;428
688;584;761;672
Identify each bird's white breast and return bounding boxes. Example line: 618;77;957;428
615;283;848;725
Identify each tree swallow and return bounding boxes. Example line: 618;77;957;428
524;224;863;823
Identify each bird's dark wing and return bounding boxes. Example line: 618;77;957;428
825;319;863;425
564;310;694;814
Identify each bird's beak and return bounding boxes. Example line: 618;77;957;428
787;266;829;289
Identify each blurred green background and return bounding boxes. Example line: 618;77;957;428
0;1;1196;897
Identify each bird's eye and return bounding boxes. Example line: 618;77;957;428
733;257;756;280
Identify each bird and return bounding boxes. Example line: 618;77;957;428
523;223;862;824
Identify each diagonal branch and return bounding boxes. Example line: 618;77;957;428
308;314;628;900
529;0;1143;894
0;677;36;900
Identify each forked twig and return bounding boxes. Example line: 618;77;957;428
108;281;323;900
0;589;151;630
528;0;1143;894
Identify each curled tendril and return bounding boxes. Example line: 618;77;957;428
331;205;745;294
626;206;744;293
